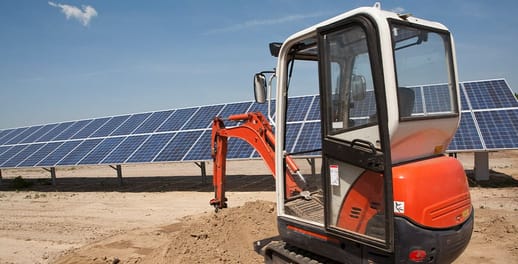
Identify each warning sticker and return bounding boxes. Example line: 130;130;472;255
330;165;339;186
394;201;405;213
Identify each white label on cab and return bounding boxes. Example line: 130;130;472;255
330;165;339;186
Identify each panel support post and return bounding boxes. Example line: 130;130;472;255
195;161;207;184
110;165;123;186
474;151;489;181
306;158;316;177
0;169;2;183
43;167;57;185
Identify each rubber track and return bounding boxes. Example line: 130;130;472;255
264;241;341;264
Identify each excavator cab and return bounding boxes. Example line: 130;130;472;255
213;3;473;263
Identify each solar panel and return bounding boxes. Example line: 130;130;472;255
287;97;313;122
448;113;484;152
306;95;320;121
36;140;82;167
218;102;253;127
36;121;75;142
72;117;111;139
154;131;203;162
7;125;44;145
183;130;213;161
464;79;518;110
156;107;197;132
53;119;92;141
0;127;29;145
183;105;225;130
475;109;518;149
293;122;321;154
18;142;64;167
0;145;12;157
0;79;516;170
422;84;452;113
57;139;103;166
227;137;256;159
111;113;152;136
90;115;131;138
350;91;377;117
79;137;126;165
132;110;174;134
101;135;149;164
0;145;28;166
20;123;59;143
1;143;45;168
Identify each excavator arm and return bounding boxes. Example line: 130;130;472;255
210;112;304;210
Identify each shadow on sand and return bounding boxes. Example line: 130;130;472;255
466;169;518;188
0;174;275;193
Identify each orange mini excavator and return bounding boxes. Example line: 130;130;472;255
210;3;473;263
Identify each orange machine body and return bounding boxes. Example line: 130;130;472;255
336;155;471;234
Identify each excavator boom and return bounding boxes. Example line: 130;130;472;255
210;112;303;210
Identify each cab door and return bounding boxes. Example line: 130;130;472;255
318;16;394;251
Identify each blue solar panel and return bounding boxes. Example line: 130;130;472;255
219;102;253;127
19;123;59;143
133;110;174;134
156;108;197;132
0;129;13;141
0;79;515;169
1;143;45;168
475;109;518;149
4;125;44;145
18;142;64;167
111;113;152;136
101;135;149;164
127;133;175;163
423;84;452;113
287;97;313;122
154;131;203;162
286;123;303;153
183;105;224;130
72;117;111;139
459;84;470;111
0;127;30;145
248;100;276;117
0;145;12;157
37;140;82;166
78;137;125;165
410;87;424;114
306;96;320;121
293;122;321;153
464;80;518;110
53;119;92;141
0;145;28;166
227;137;255;159
448;113;484;151
57;139;103;166
183;130;213;161
90;115;131;138
350;91;376;117
36;121;75;142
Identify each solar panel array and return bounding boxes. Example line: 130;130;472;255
0;79;517;169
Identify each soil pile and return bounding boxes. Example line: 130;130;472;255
141;201;277;264
54;201;278;264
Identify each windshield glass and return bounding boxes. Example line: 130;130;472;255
391;23;458;118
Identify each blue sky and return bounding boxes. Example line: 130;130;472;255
1;0;517;129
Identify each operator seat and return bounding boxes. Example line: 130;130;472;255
398;87;415;118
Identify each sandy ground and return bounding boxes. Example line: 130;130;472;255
0;151;517;264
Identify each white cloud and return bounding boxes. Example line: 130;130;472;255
206;12;326;35
48;1;98;26
391;7;406;14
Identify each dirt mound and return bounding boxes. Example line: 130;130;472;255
54;201;278;264
141;201;277;264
